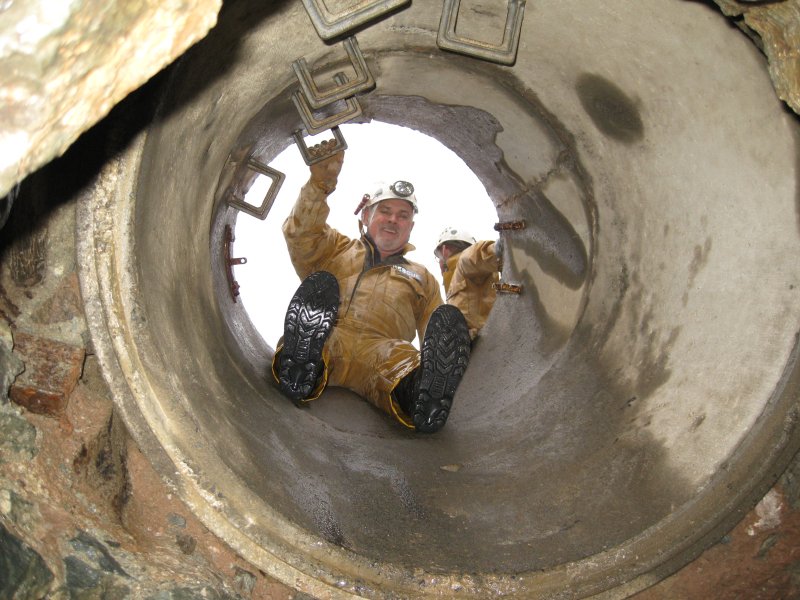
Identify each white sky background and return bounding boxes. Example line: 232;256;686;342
233;121;498;348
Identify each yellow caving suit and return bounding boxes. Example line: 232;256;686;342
442;240;500;339
272;182;443;428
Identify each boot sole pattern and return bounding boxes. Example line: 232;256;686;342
279;271;339;402
416;304;471;432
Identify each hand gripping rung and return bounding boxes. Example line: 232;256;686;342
292;73;363;135
292;37;375;110
301;0;410;40
437;0;526;66
293;126;349;167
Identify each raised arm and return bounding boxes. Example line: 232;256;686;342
456;240;501;282
282;145;348;279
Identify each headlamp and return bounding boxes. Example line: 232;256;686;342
390;180;414;198
358;180;419;214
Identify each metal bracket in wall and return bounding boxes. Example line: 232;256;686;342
492;282;523;295
223;225;247;302
226;158;286;220
437;0;526;66
292;37;375;110
301;0;410;40
293;126;348;166
494;219;526;231
292;73;362;135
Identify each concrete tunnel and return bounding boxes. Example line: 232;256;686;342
70;0;800;598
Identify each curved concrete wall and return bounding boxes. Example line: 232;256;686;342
77;1;800;597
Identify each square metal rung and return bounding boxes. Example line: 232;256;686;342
292;37;375;110
292;73;363;135
437;0;526;66
301;0;410;40
226;158;285;220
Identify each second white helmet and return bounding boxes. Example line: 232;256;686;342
436;226;477;250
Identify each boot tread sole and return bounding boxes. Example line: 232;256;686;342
415;304;471;433
279;271;339;402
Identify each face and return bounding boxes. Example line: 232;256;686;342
365;198;415;258
435;243;455;274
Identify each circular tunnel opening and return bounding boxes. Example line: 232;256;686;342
233;121;499;351
77;1;800;597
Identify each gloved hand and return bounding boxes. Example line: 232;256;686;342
494;236;504;269
309;140;344;195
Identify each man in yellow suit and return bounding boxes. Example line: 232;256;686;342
434;227;502;339
272;141;471;433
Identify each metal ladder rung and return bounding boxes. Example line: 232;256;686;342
301;0;410;40
223;225;245;302
293;126;349;166
292;37;375;110
292;73;363;136
226;158;285;220
494;219;526;231
492;282;523;295
437;0;526;66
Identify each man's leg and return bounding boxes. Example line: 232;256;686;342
395;304;471;433
277;271;339;404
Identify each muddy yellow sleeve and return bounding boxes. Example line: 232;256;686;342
282;181;353;280
457;241;500;282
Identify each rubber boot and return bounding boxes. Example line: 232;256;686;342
413;304;471;433
393;368;418;419
278;271;339;404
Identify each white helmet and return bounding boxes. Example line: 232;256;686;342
356;180;418;215
436;226;477;251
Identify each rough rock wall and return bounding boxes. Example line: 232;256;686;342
0;0;222;199
0;156;298;598
714;0;800;114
